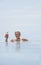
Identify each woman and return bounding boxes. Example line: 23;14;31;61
11;31;28;42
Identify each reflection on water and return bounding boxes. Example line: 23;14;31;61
5;42;8;47
16;41;20;51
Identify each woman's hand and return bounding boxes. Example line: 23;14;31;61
11;39;15;42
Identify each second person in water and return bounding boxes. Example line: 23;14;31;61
5;32;9;43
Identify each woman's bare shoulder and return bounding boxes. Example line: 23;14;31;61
22;38;28;41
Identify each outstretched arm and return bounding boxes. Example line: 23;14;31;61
22;38;28;41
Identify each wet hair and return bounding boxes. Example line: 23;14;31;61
7;32;8;33
15;31;21;36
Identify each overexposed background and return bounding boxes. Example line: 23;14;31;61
0;0;41;65
0;0;41;41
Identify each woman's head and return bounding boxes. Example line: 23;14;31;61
15;31;21;39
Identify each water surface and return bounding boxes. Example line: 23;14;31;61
0;41;41;65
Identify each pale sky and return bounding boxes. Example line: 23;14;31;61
0;0;41;41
